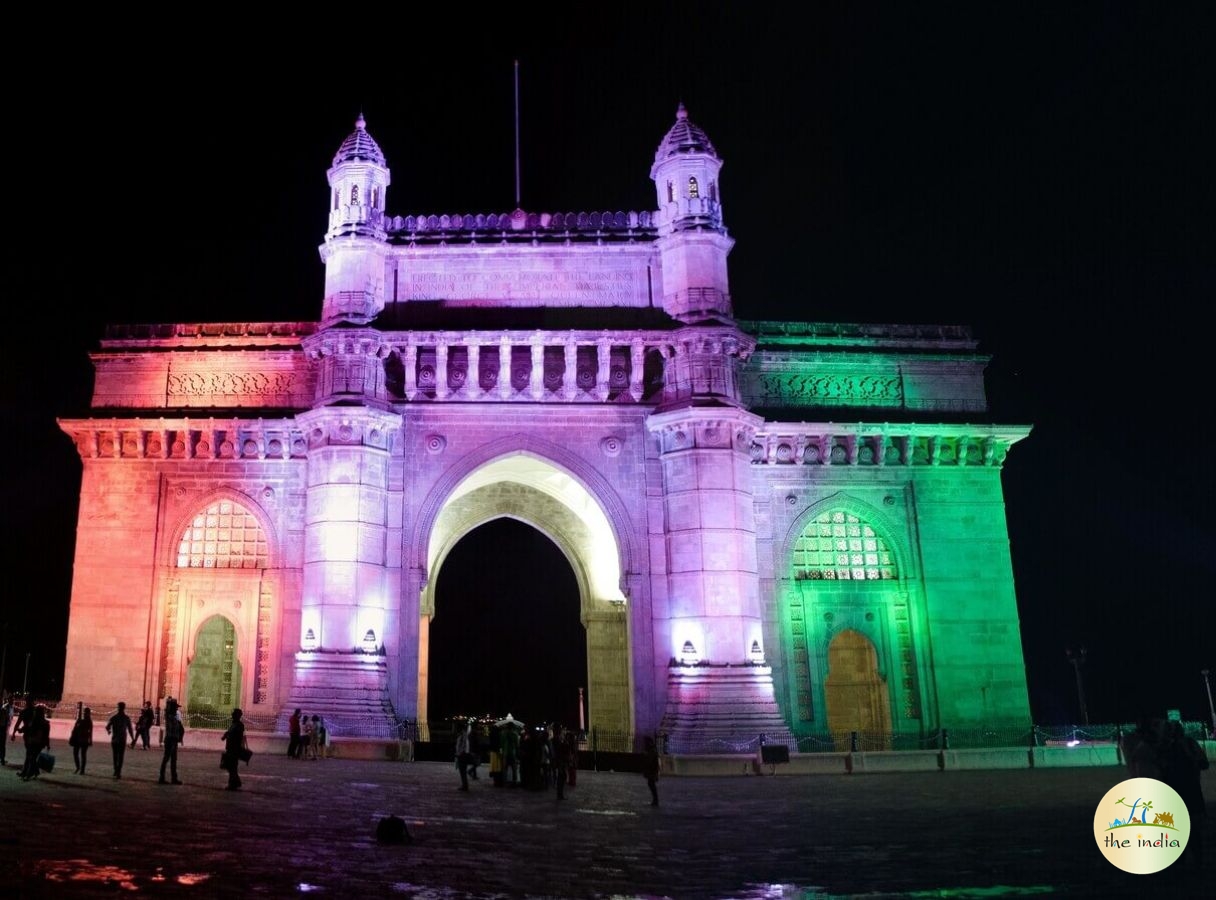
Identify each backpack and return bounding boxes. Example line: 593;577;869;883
375;815;412;844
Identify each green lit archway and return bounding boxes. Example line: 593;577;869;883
779;498;928;742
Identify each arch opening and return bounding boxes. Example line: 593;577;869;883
418;452;633;739
428;519;586;728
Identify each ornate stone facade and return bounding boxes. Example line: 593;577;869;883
58;106;1032;749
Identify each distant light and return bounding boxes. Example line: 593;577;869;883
363;629;377;653
1067;739;1081;747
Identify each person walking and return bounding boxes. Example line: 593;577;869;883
158;697;184;785
642;735;660;806
132;701;154;750
221;708;247;791
106;702;135;779
455;721;473;791
69;707;94;774
18;705;51;781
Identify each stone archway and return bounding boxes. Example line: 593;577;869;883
186;615;242;721
824;629;891;748
419;453;632;738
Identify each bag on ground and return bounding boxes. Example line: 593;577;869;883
375;815;412;844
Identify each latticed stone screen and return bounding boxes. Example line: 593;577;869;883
177;500;268;569
793;511;896;580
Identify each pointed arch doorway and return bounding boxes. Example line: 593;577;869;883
186;615;242;720
428;519;585;727
824;629;892;748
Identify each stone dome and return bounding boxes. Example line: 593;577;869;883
654;103;718;163
333;114;386;167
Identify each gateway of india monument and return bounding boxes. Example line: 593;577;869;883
57;105;1032;750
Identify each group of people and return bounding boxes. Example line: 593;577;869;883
452;716;662;805
455;717;580;797
66;698;187;782
286;708;329;760
4;695;240;791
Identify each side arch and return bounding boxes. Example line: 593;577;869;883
776;492;929;739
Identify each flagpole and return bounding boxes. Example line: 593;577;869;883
514;59;521;207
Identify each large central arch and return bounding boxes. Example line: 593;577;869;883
417;451;633;736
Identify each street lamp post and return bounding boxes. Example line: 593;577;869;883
1066;646;1089;727
1202;669;1216;738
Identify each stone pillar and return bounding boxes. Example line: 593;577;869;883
647;407;764;664
403;343;417;401
596;338;612;401
630;339;645;401
563;341;578;400
498;336;512;400
434;341;449;400
297;408;401;653
466;341;481;399
530;337;544;400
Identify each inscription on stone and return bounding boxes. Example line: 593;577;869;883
397;262;648;307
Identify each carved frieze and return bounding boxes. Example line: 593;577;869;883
167;371;299;398
751;373;903;407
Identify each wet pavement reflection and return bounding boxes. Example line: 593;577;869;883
1;746;1210;898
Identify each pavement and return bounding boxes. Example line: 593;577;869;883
0;743;1211;899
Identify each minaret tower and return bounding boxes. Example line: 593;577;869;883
650;103;734;320
647;104;792;748
319;114;392;324
284;116;402;731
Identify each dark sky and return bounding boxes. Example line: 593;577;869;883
2;6;1212;726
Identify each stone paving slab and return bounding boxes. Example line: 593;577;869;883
0;746;1210;898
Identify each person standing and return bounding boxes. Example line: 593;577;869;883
132;701;155;750
502;721;520;787
221;708;247;791
106;702;135;778
316;715;329;760
565;728;579;788
455;721;473;791
552;724;571;800
19;705;51;781
70;708;94;774
1159;720;1208;869
158;698;184;785
301;714;315;760
287;708;301;759
642;736;660;806
0;694;12;767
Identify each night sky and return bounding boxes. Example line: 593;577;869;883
2;6;1211;728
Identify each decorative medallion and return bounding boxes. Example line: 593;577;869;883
601;436;624;457
424;434;447;455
